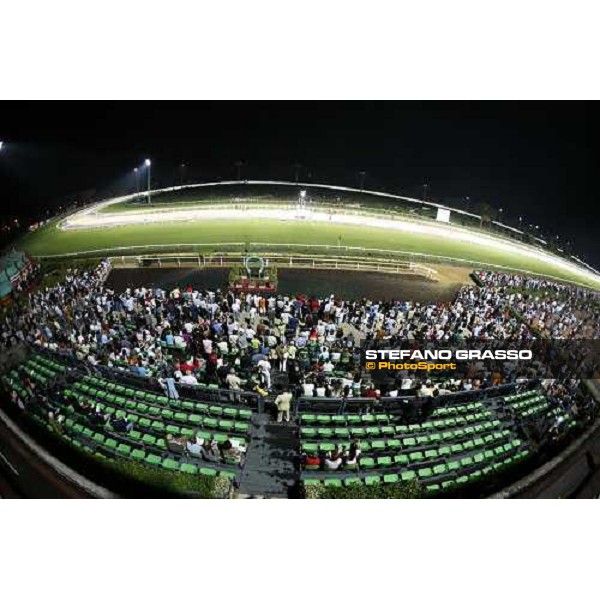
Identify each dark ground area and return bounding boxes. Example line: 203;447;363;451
106;267;465;302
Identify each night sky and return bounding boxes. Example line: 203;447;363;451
0;101;597;265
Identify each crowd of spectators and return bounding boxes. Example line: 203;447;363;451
0;263;598;406
474;271;600;339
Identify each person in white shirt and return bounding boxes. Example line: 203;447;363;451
257;358;271;389
302;381;314;396
180;373;198;385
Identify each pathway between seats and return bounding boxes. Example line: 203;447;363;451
238;414;298;498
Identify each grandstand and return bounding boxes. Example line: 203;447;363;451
1;252;598;498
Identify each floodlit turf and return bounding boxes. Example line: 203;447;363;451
17;218;600;290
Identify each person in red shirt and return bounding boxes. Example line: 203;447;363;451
305;455;321;469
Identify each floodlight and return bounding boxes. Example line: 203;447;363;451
145;158;151;166
300;190;306;198
0;141;4;151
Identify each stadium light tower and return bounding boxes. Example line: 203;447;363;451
145;158;152;204
235;160;243;181
359;171;366;192
298;189;307;210
134;167;140;197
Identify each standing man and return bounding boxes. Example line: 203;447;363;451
274;386;293;423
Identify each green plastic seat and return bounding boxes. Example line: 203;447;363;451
324;478;343;487
394;454;409;466
461;456;474;467
162;458;179;471
383;473;399;483
180;463;198;475
401;470;416;481
145;454;162;466
365;475;381;485
234;422;250;434
116;443;132;457
350;428;366;438
433;463;447;475
215;419;232;431
344;477;362;486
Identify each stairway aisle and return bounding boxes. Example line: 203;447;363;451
238;414;299;498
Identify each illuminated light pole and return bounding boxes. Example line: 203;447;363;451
180;163;186;187
359;171;366;192
235;161;243;181
134;167;140;198
294;163;301;184
298;189;307;210
145;158;152;204
422;182;429;202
